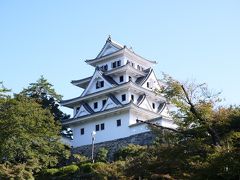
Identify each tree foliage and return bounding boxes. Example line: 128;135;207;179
124;75;240;179
20;76;69;121
0;82;10;98
96;148;108;162
0;94;70;178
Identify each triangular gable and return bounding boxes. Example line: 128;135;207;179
81;70;115;97
159;103;171;117
101;96;121;111
141;69;161;90
138;96;153;111
96;37;123;58
74;105;91;118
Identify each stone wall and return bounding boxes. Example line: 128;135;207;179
72;131;155;161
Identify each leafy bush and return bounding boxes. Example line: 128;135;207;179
96;147;108;162
72;154;89;164
79;162;94;173
59;164;79;175
38;165;79;179
0;162;34;180
114;144;146;160
92;161;126;179
41;168;59;176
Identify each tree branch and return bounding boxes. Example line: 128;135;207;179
180;85;221;146
136;119;179;133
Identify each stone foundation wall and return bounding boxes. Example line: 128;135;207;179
72;131;155;161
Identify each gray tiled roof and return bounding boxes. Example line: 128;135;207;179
71;76;92;84
109;94;122;105
135;68;152;85
157;102;166;113
137;94;146;105
82;102;94;113
62;102;160;124
102;74;118;86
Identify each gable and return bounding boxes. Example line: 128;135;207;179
81;70;115;97
138;96;153;111
160;104;171;118
142;69;161;90
74;105;90;118
101;96;121;111
96;40;123;58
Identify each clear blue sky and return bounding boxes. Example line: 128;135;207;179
0;1;240;114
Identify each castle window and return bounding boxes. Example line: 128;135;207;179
101;123;105;130
152;103;155;109
112;60;121;69
112;61;117;68
117;60;121;67
117;119;121;127
129;76;132;81
103;64;108;71
96;124;100;131
131;94;134;101
121;94;126;101
137;65;140;70
76;107;80;114
147;82;153;89
119;76;124;82
94;102;98;109
96;81;104;89
80;128;84;135
102;99;107;107
131;62;135;67
96;123;105;131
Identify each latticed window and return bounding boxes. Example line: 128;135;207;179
96;124;99;131
117;60;121;66
101;123;105;130
102;99;107;107
112;61;117;68
117;119;121;127
119;76;124;82
96;81;104;89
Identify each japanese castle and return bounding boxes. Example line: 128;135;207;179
61;37;175;147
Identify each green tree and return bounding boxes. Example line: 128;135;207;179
0;95;70;178
0;82;10;98
20;76;69;121
20;76;71;138
125;75;240;179
96;148;108;162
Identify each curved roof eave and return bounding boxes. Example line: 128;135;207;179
85;48;124;65
62;102;160;126
60;81;166;108
85;48;157;67
125;48;157;64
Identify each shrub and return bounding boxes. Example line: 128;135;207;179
92;161;126;179
59;164;79;175
96;148;108;162
43;168;59;176
72;154;89;164
79;162;94;174
114;144;146;160
0;163;34;180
